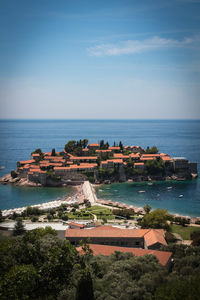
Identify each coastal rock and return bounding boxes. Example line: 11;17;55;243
0;173;12;183
0;174;42;187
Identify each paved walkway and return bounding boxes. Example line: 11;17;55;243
82;181;97;204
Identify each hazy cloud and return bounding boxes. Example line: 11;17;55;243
87;36;193;57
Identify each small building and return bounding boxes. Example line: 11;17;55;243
88;143;100;150
108;146;120;152
134;162;144;169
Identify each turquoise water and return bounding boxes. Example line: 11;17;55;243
96;180;200;217
0;185;73;210
0;119;200;215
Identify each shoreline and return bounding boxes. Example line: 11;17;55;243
92;183;200;220
1;181;200;221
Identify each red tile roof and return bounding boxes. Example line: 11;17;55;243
19;160;35;164
144;229;167;247
66;226;167;248
109;147;120;150
113;154;129;159
69;222;85;228
77;244;172;266
70;156;97;160
66;226;150;238
89;143;100;147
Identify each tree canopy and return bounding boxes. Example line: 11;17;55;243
139;209;170;231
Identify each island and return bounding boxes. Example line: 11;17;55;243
0;139;198;187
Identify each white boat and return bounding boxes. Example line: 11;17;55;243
0;166;5;170
167;186;172;189
138;190;146;193
148;183;153;186
179;194;184;198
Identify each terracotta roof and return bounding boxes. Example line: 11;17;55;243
113;154;129;159
161;156;171;161
109;159;123;163
96;149;112;153
89;143;100;147
66;226;167;248
134;162;144;166
140;157;156;161
69;222;85;228
19;160;35;164
77;244;172;266
32;153;40;157
70;156;97;160
82;148;89;151
129;153;140;158
109;147;120;150
142;154;161;157
144;229;167;247
66;226;150;238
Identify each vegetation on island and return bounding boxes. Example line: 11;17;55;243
0;227;200;300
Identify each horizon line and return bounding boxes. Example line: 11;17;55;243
0;118;200;121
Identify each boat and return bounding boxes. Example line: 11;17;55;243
148;183;153;186
167;186;172;189
138;190;146;193
179;194;184;198
0;166;5;170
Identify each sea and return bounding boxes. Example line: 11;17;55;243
0;119;200;217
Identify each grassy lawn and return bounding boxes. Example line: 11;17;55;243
171;224;200;240
87;206;114;219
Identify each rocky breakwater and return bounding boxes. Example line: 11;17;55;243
0;174;42;187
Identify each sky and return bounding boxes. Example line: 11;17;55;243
0;0;200;119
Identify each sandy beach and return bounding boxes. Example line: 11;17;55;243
1;181;199;223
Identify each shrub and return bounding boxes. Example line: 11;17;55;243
10;170;18;178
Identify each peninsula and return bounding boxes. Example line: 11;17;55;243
0;139;198;187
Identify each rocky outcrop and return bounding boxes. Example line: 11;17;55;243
0;174;42;187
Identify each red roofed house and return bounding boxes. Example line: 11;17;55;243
88;143;100;150
134;162;144;170
65;226;167;250
77;244;172;268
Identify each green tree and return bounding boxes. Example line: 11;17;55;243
191;231;200;246
51;148;56;156
0;264;38;300
76;268;94;300
65;140;76;153
144;204;152;214
13;219;26;236
154;277;200;300
10;170;18;178
145;159;164;175
145;146;158;154
119;141;123;150
139;209;170;230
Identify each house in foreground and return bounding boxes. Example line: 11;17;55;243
65;226;167;250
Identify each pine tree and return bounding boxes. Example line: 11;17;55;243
13;219;26;236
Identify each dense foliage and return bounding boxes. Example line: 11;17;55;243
1;228;200;300
139;209;171;231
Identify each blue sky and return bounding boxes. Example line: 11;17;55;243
0;0;200;119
